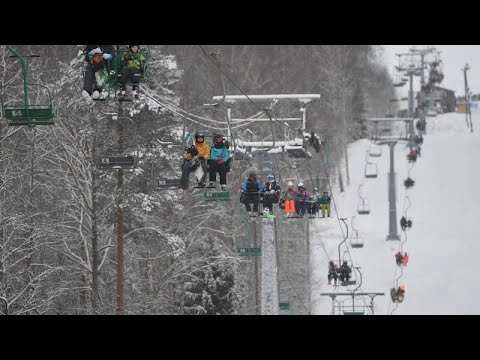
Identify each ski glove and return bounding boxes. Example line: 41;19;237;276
102;53;112;60
217;158;223;165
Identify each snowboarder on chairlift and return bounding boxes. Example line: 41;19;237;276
180;133;208;189
263;174;280;215
180;132;210;190
82;45;115;101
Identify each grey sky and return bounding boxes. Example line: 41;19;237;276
381;45;480;97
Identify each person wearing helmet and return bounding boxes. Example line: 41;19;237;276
319;191;332;218
262;174;280;215
338;260;352;286
241;172;264;216
327;260;338;286
118;45;146;99
281;181;297;217
193;132;210;187
180;131;210;189
208;134;230;190
295;182;309;217
82;45;115;101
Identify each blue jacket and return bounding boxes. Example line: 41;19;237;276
241;178;264;193
319;196;331;204
210;146;229;163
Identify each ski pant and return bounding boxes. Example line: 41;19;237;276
308;202;319;215
321;203;331;216
243;193;260;212
208;161;228;185
284;199;296;213
339;272;350;283
263;193;278;212
83;64;98;95
328;272;338;284
119;67;141;86
197;160;208;184
296;199;308;215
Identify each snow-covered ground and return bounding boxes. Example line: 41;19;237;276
310;112;480;315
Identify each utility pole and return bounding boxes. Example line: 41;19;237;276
462;63;474;133
396;54;422;142
369;118;413;241
386;141;400;240
344;89;351;186
116;101;125;315
253;221;260;315
261;217;279;315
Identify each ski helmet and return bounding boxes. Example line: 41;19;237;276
267;174;275;181
195;132;205;141
298;182;304;188
129;45;140;50
287;181;294;187
214;134;224;143
249;172;257;178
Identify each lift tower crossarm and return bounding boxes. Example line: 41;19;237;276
212;94;321;102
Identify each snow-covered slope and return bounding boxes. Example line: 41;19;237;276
310;112;480;315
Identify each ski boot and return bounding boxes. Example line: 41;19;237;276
132;85;139;99
118;84;127;99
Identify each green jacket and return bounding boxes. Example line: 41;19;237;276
121;52;146;71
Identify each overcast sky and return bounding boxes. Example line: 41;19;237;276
381;45;480;97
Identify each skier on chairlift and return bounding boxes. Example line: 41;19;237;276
209;134;230;191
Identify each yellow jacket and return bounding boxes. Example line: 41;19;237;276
185;141;211;160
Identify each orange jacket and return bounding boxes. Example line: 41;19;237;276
185;141;210;160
